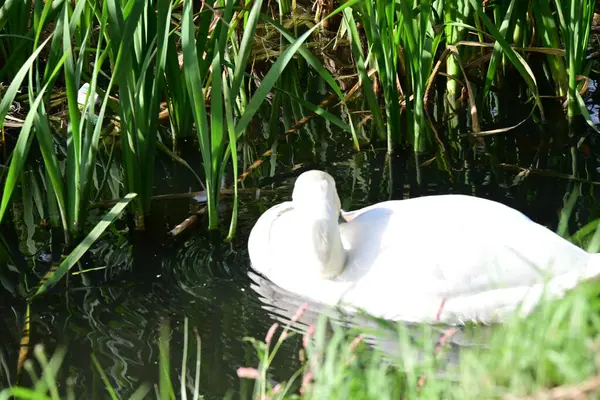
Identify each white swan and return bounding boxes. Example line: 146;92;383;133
247;170;600;325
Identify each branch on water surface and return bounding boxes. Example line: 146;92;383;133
168;214;200;237
499;164;600;186
471;103;536;137
89;187;270;209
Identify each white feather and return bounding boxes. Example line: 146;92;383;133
248;170;600;325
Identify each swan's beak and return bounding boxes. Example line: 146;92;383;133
340;209;350;223
340;209;357;223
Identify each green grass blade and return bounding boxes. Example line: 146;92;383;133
0;36;51;130
84;1;145;228
33;102;69;233
81;2;111;199
576;91;600;134
209;48;224;227
62;3;83;234
180;318;189;400
224;69;238;240
235;0;359;138
0;51;68;225
205;0;234;227
341;7;386;140
91;353;119;400
230;0;263;98
32;193;137;298
274;87;351;132
128;383;152;400
0;388;53;400
105;0;125;53
141;0;173;211
482;0;517;102
533;0;568;97
469;0;544;119
159;318;176;400
182;0;215;228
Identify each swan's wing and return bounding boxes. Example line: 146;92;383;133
247;201;294;276
342;196;592;299
341;203;388;222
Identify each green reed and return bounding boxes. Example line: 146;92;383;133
439;0;470;102
553;0;595;120
1;0;599;240
103;0;173;230
0;0;143;243
335;0;597;155
181;0;357;234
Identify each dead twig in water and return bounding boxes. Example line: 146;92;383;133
168;214;199;236
499;164;600;186
90;187;270;209
471;104;535;137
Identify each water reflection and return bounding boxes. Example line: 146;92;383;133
247;271;489;374
2;111;600;398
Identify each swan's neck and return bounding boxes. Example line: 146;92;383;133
296;208;346;279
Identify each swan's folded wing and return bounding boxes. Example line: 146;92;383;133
247;201;294;276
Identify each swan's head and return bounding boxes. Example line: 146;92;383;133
291;170;341;217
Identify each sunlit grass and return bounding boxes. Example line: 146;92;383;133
232;280;600;400
3;278;599;399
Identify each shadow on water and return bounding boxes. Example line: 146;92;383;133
3;91;600;398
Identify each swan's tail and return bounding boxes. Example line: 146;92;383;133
518;253;600;317
540;253;600;300
441;254;600;324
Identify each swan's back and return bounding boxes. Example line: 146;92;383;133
335;194;592;321
342;194;590;292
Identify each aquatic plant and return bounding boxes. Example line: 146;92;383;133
0;0;160;239
1;0;599;238
333;0;599;159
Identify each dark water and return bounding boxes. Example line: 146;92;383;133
3;88;600;399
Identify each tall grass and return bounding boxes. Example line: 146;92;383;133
336;0;598;157
233;282;600;400
0;0;151;240
1;0;599;235
181;0;357;233
102;0;173;230
552;0;595;120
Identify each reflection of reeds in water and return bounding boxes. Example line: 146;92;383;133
247;271;484;369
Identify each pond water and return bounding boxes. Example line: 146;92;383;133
2;89;600;399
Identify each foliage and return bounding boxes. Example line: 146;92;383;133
2;279;600;399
